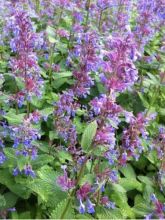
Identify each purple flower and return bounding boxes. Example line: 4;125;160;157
8;207;16;212
9;118;40;159
77;183;92;200
109;170;118;183
122;113;150;159
0;152;6;164
7;6;44;101
100;35;138;92
91;95;123;119
24;165;36;178
150;194;157;203
13;167;20;176
56;168;75;191
95;126;116;148
0;139;4;148
101;196;115;209
86;198;95;214
78;199;86;214
144;213;153;220
73;11;83;22
13;138;20;148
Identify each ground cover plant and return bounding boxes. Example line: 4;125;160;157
0;0;165;219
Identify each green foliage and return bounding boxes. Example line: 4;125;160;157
0;170;31;199
109;184;135;219
81;120;97;152
0;195;6;209
4;109;25;125
51;199;75;219
96;206;122;219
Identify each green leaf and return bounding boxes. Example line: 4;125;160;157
51;199;75;219
2;148;17;168
18;211;31;219
3;192;18;209
0;169;31;199
81;120;97;152
119;178;143;192
37;141;50;153
52;72;73;89
120;164;136;179
46;26;56;43
96;206;122;219
3;74;18;93
76;214;94;219
133;203;153;218
110;184;135;218
4;110;25;125
31;155;54;167
73;117;85;134
138;92;149;108
17;156;29;171
147;150;158;164
143;185;154;202
3;148;17;161
137;176;154;186
49;131;58;141
27;179;52;201
80;174;95;186
58;151;73;163
37;166;67;207
31;96;43;108
39;107;54;117
15;77;24;90
53;71;72;79
0;195;6;209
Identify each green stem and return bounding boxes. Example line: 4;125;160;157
96;157;101;207
58;6;64;25
98;10;103;32
67;18;75;50
27;101;30;117
15;103;18;115
145;86;159;116
48;6;64;85
85;0;91;28
90;158;94;173
36;0;40;13
48;47;54;86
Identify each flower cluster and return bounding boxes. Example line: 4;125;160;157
100;35;138;92
57;166;75;191
145;194;165;219
133;0;159;52
7;6;43;103
121;113;150;162
54;91;79;153
68;31;100;97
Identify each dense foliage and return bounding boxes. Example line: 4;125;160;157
0;0;165;219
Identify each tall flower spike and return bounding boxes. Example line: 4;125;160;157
7;6;44;102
